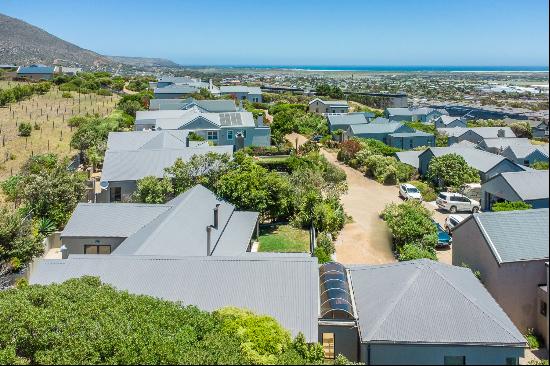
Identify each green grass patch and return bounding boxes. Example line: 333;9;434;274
258;224;310;253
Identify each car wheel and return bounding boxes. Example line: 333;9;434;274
472;207;479;213
450;206;457;213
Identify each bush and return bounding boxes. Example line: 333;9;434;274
426;153;480;189
188;131;205;141
67;115;89;128
398;243;438;261
134;176;173;204
96;88;112;96
492;201;532;212
525;329;541;349
337;139;363;163
18;122;32;137
61;91;73;98
314;246;332;264
532;161;549;170
510;121;533;139
362;155;414;185
408;180;437;201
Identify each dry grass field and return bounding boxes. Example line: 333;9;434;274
0;81;120;181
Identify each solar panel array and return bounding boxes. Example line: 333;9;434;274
219;113;243;126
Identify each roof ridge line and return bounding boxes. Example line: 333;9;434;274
475;215;504;264
430;264;524;343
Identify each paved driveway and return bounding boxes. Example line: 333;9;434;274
321;149;454;265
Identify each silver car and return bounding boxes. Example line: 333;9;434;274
436;192;480;213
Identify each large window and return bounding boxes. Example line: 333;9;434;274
207;131;218;141
110;187;121;202
444;356;465;365
322;333;335;359
84;245;111;255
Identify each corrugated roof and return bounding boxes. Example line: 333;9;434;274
106;130;190;151
350;122;408;134
498;170;549;201
17;65;55;74
327;114;368;127
473;208;549;263
349;260;526;345
439;127;516;139
389;131;434;138
426;146;524;173
61;203;171;238
220;86;262;94
480;138;532;150
504;144;549;160
212;211;259;256
154;85;199;94
101;146;233;182
395;150;423;168
29;255;319;342
369;117;391;124
149;98;238;113
136;110;256;130
386;107;444;116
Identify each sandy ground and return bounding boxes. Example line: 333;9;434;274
321;149;453;265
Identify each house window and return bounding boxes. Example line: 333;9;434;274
110;187;121;202
207;131;218;140
227;130;234;140
541;300;547;317
322;333;335;359
524;160;530;166
444;356;465;365
506;358;519;365
409;139;414;148
84;245;111;255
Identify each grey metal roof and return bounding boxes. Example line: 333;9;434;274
497;170;549;201
61;203;171;238
327;114;368;127
154;85;199;94
106;130;191;151
29;255;319;342
220;86;262;95
369;117;391;124
472;208;549;263
349;260;526;345
386;107;444;117
113;185;256;257
503;144;550;160
136;110;256;130
436;115;464;125
101;146;233;182
480;138;532;150
425;146;524;173
350;122;407;134
389;131;433;138
395;150;423;168
439;127;516;139
149;98;238;113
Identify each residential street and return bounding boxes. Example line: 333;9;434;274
321;149;453;265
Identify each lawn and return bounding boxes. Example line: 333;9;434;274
258;224;310;253
0;81;119;184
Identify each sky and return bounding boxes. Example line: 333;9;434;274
1;0;549;66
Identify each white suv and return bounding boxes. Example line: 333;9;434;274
445;214;466;234
399;183;423;201
436;192;480;213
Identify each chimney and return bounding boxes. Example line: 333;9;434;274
257;114;264;126
214;204;220;229
206;225;213;256
497;129;506;138
185;136;190;147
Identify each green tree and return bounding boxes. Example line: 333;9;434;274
134;176;173;204
510;121;533;139
18;122;32;137
426;153;480;189
165;153;231;195
117;99;142;118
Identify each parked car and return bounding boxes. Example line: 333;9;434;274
436;192;480;213
432;219;452;248
445;214;466;234
399;183;423;201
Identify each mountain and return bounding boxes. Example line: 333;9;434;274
0;13;179;71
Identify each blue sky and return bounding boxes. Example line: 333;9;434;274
1;0;548;66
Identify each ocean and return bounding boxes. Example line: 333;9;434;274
197;65;549;73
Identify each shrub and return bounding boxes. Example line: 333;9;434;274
337;139;362;163
510;121;533;139
316;232;335;257
362;155;414;185
18;122;32;137
61;91;73;98
525;329;541;349
67;115;89;128
398;243;437;261
408;180;437;201
96;88;112;96
314;246;331;264
188;131;205;141
492;201;532;212
426;153;480;189
532;161;549;170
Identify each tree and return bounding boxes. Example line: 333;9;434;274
0;277;327;365
134;176;173;204
117;99;142;118
510;121;533;139
18;122;32;137
426;153;480;189
492;201;532;212
165;153;231;195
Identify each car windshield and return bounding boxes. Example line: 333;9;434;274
407;187;419;193
438;193;447;200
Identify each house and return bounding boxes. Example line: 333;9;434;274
319;260;526;364
434;115;467;129
134;110;270;148
384;107;448;122
452;209;549;348
29;254;319;343
395;150;424;169
386;131;436;149
346;122;413;142
219;86;262;103
418;146;525;182
98;144;233;203
16;65;56;80
326;113;368;132
153;84;201;99
438;127;516;146
308;98;349;114
149;98;238;112
481;170;549;210
59;66;82;75
529;120;549;139
477;138;532;154
62;185;259;257
501;144;549;166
